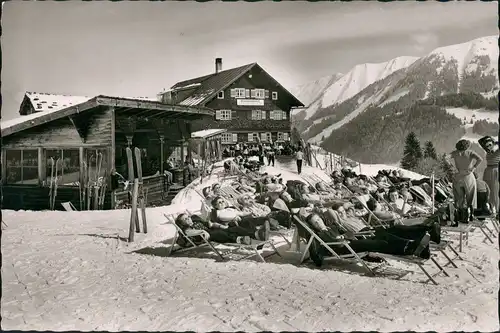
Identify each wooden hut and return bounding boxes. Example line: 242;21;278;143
1;92;214;211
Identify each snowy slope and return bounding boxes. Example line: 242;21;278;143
429;35;498;90
291;73;343;119
2;159;498;331
445;107;499;143
321;56;418;109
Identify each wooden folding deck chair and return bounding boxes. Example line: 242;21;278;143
292;215;375;276
164;213;281;263
61;201;78;211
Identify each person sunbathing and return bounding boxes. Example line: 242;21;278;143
315;182;343;199
365;197;401;225
303;213;431;267
233;177;257;194
174;213;254;246
265;177;285;192
210;196;271;240
299;183;345;207
238;193;291;229
374;174;391;189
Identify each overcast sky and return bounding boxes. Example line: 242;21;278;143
2;1;497;120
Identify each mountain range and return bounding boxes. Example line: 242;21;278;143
291;35;499;166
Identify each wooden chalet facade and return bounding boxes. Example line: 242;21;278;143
158;59;304;146
1;92;213;211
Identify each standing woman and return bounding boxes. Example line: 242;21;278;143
450;139;483;222
478;136;500;216
295;148;304;174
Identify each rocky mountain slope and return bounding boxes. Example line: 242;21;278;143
292;35;499;165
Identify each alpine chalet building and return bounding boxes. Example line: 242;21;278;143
158;59;304;146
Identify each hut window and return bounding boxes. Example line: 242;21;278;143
45;149;81;186
272;91;278;100
5;149;39;185
217;91;224;99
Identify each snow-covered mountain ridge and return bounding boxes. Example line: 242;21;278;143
293;35;498;144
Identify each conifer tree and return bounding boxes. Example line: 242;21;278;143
423;141;438;160
401;132;422;170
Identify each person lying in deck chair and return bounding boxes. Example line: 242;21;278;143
304;213;432;267
232;177;257;194
175;213;255;247
237;193;291;229
298;183;345;207
209;196;271;240
366;197;401;225
327;203;441;244
315;182;343;199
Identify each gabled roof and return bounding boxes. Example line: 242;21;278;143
2;93;214;137
170;63;256;106
169;63;304;108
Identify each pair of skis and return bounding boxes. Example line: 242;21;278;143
126;147;148;242
49;157;61;210
81;152;104;210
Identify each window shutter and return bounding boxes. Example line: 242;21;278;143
284;133;289;141
261;110;266;120
265;90;270;99
232;133;238;143
250;89;256;98
269;110;274;120
282;111;287;120
245;89;250;98
231;110;236;119
215;110;221;120
248;133;253;142
261;132;266;141
230;89;236;98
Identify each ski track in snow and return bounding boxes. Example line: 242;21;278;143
1;160;499;332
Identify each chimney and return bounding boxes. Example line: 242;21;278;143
215;58;222;74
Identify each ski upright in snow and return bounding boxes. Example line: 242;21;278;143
135;147;148;234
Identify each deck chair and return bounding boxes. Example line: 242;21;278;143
352;193;462;271
292;215;375;276
61;201;78;211
164;213;281;263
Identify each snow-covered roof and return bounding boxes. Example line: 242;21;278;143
2;92;215;137
26;92;92;113
1;92;92;132
191;129;227;139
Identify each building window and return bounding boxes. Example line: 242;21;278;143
5;149;39;185
45;149;82;186
235;88;246;98
260;132;272;142
277;132;289;141
221;133;234;144
251;110;266;120
217;91;224;99
272;91;278;100
270;110;287;120
252;89;265;99
216;109;232;120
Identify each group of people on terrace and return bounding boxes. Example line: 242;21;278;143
171;136;498;268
